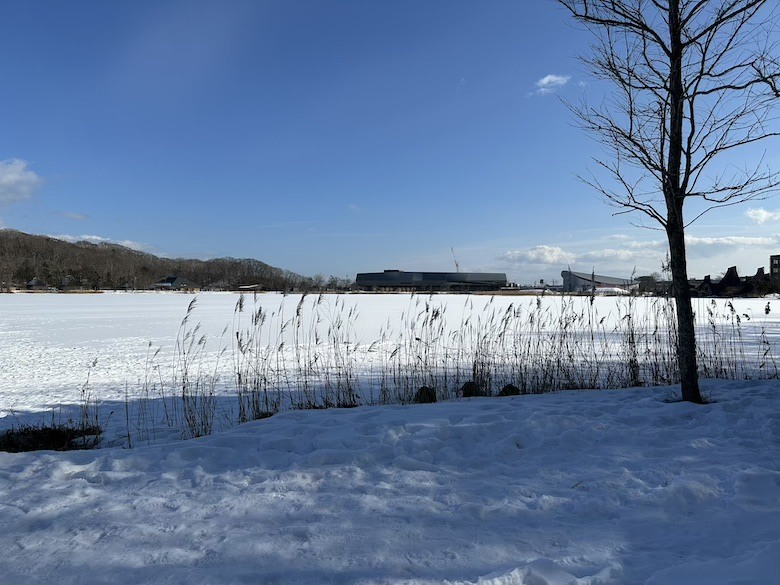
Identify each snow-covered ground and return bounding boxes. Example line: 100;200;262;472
1;380;779;584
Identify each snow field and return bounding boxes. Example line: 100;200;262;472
1;381;779;584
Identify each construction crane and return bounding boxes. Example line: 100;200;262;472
451;247;461;273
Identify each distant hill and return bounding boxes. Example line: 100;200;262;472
0;229;323;291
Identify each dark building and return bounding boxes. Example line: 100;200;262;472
150;275;200;292
355;270;507;292
694;265;771;296
771;255;780;283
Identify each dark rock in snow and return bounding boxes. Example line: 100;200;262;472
498;384;521;397
413;386;437;404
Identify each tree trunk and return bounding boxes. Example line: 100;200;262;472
664;0;703;404
666;215;703;403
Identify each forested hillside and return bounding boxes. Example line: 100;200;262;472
0;230;327;291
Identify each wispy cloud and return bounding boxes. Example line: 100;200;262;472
532;74;570;96
456;77;466;93
61;211;89;221
50;234;151;252
579;248;655;262
0;159;43;206
687;235;779;246
745;207;780;224
112;2;257;102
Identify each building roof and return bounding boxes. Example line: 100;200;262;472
151;275;198;289
561;270;637;286
355;270;507;289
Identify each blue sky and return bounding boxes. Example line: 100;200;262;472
1;0;779;285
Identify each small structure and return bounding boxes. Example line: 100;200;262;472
150;276;199;292
560;270;637;294
636;275;671;295
355;270;507;292
26;278;48;291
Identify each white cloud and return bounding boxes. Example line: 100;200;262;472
50;234;150;252
497;245;576;266
745;208;780;224
0;159;43;206
533;74;571;95
498;244;657;269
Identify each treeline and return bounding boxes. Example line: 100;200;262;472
0;230;351;292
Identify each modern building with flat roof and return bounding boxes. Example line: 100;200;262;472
355;270;507;292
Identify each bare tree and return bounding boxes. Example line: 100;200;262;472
557;0;780;403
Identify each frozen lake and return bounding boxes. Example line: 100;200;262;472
1;291;501;409
2;291;778;443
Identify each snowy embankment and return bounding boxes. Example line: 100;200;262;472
2;380;779;584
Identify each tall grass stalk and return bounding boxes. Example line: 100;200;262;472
119;292;778;446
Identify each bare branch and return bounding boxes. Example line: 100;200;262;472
558;0;780;216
